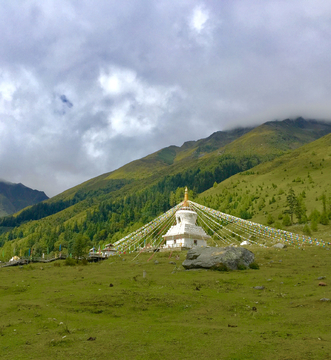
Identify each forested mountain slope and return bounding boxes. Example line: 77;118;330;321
198;131;331;242
0;117;330;260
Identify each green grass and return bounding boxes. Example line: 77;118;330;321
1;246;331;359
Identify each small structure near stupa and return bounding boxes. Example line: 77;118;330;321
101;243;117;257
162;188;210;249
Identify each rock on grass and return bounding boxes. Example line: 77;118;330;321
273;243;287;249
182;246;255;270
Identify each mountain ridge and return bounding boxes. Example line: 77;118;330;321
0;181;48;217
47;117;331;204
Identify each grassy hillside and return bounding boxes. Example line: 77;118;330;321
0;118;331;260
48;126;253;200
49;118;331;202
198;132;331;242
223;117;331;157
1;247;331;360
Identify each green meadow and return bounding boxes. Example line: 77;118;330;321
1;246;331;360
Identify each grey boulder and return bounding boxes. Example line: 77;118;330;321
182;246;255;270
273;243;287;249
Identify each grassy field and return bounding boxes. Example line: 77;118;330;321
1;246;331;360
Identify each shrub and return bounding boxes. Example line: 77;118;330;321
303;224;311;236
273;222;282;229
320;212;329;225
269;196;276;204
53;262;61;267
79;258;89;266
282;214;291;226
237;263;247;270
240;209;252;219
65;257;76;266
309;209;321;222
266;214;275;225
311;220;318;232
249;262;260;270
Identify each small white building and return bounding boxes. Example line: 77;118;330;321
162;208;210;249
89;243;117;257
101;243;117;257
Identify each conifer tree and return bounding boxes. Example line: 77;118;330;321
284;188;297;225
295;195;307;224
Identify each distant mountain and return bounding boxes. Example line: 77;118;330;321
0;181;48;217
1;117;331;259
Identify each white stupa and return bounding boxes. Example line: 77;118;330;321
162;188;210;249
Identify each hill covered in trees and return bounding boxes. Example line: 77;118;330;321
0;117;331;260
198;131;331;240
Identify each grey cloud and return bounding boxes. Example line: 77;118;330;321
0;0;331;196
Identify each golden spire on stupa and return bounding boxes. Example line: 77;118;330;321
183;187;189;207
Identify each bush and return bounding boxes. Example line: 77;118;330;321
298;215;308;224
53;262;61;267
249;262;260;270
320;212;329;225
79;258;89;266
303;224;311;236
266;214;275;225
273;222;282;229
311;220;318;232
65;257;76;266
240;209;252;219
282;214;291;226
309;209;321;222
237;263;247;270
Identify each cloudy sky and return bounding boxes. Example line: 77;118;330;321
1;0;331;197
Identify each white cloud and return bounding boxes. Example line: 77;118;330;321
0;76;16;103
79;65;185;166
99;67;137;96
97;66;183;138
190;5;209;33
